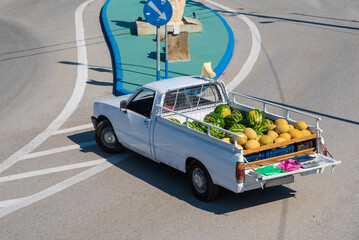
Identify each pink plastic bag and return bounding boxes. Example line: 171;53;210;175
278;159;301;171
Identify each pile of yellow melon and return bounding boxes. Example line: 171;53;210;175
222;119;313;150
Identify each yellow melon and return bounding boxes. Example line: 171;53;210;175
288;124;294;130
244;128;257;140
274;137;288;148
245;139;260;149
289;129;304;138
279;132;291;140
222;138;231;143
259;135;273;146
275;119;288;125
301;129;312;136
267;130;278;141
267;124;276;132
275;123;290;134
295;121;308;130
232;133;247;145
257;135;262;141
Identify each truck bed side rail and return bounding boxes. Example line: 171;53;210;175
228;91;322;132
157;105;244;147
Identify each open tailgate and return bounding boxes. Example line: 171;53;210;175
245;154;341;189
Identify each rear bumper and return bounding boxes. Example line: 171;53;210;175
91;116;98;128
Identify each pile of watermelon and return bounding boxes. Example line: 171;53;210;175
167;105;312;150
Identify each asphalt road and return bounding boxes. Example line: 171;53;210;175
0;0;358;239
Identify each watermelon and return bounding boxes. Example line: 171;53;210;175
246;109;265;127
232;110;245;121
187;122;206;133
168;118;180;124
214;104;231;118
264;118;274;127
224;114;241;129
204;112;225;128
254;125;267;134
192;121;208;133
209;127;223;139
225;124;246;138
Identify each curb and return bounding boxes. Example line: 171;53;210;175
101;0;234;96
101;0;132;95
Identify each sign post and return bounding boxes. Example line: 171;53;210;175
143;0;173;81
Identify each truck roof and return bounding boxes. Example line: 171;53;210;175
142;76;212;93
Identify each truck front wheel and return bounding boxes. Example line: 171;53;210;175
187;161;218;201
95;119;123;153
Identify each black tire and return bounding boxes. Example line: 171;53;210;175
187;161;219;201
95;119;123;153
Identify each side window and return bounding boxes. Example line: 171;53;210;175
127;89;155;118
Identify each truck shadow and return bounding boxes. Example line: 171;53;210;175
68;131;296;214
112;152;296;214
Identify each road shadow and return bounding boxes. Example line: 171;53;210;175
217;10;359;32
67;130;296;214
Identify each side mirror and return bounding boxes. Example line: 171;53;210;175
120;100;127;112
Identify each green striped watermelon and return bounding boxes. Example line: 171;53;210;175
168;118;180;124
209;127;223;139
214;104;231;118
188;122;206;133
264;118;274;127
246;109;265;127
232;110;245;121
254;125;267;134
225;124;246;138
224;114;241;129
204;112;225;128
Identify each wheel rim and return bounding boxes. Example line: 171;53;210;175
101;128;117;148
192;167;207;194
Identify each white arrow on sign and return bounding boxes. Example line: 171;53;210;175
148;1;167;20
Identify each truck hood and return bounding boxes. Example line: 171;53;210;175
94;94;131;108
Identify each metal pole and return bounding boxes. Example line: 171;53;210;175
165;24;168;79
156;26;160;81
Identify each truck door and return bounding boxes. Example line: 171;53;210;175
119;88;155;158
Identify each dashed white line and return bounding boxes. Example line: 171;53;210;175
0;159;106;183
20;141;97;160
202;0;262;90
0;153;133;218
53;123;93;135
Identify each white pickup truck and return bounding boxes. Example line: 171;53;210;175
91;76;340;201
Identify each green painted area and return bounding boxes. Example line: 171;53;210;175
106;0;228;92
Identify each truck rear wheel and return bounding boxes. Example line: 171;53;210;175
95;119;123;153
187;161;218;201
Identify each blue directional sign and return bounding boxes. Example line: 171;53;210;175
143;0;173;27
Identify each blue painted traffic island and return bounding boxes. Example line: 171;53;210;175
102;0;233;95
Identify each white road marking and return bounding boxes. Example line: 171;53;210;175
20;141;97;160
0;153;133;218
53;123;93;135
0;0;94;174
0;159;106;183
202;0;262;90
0;197;31;208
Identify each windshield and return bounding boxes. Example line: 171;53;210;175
163;83;224;112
